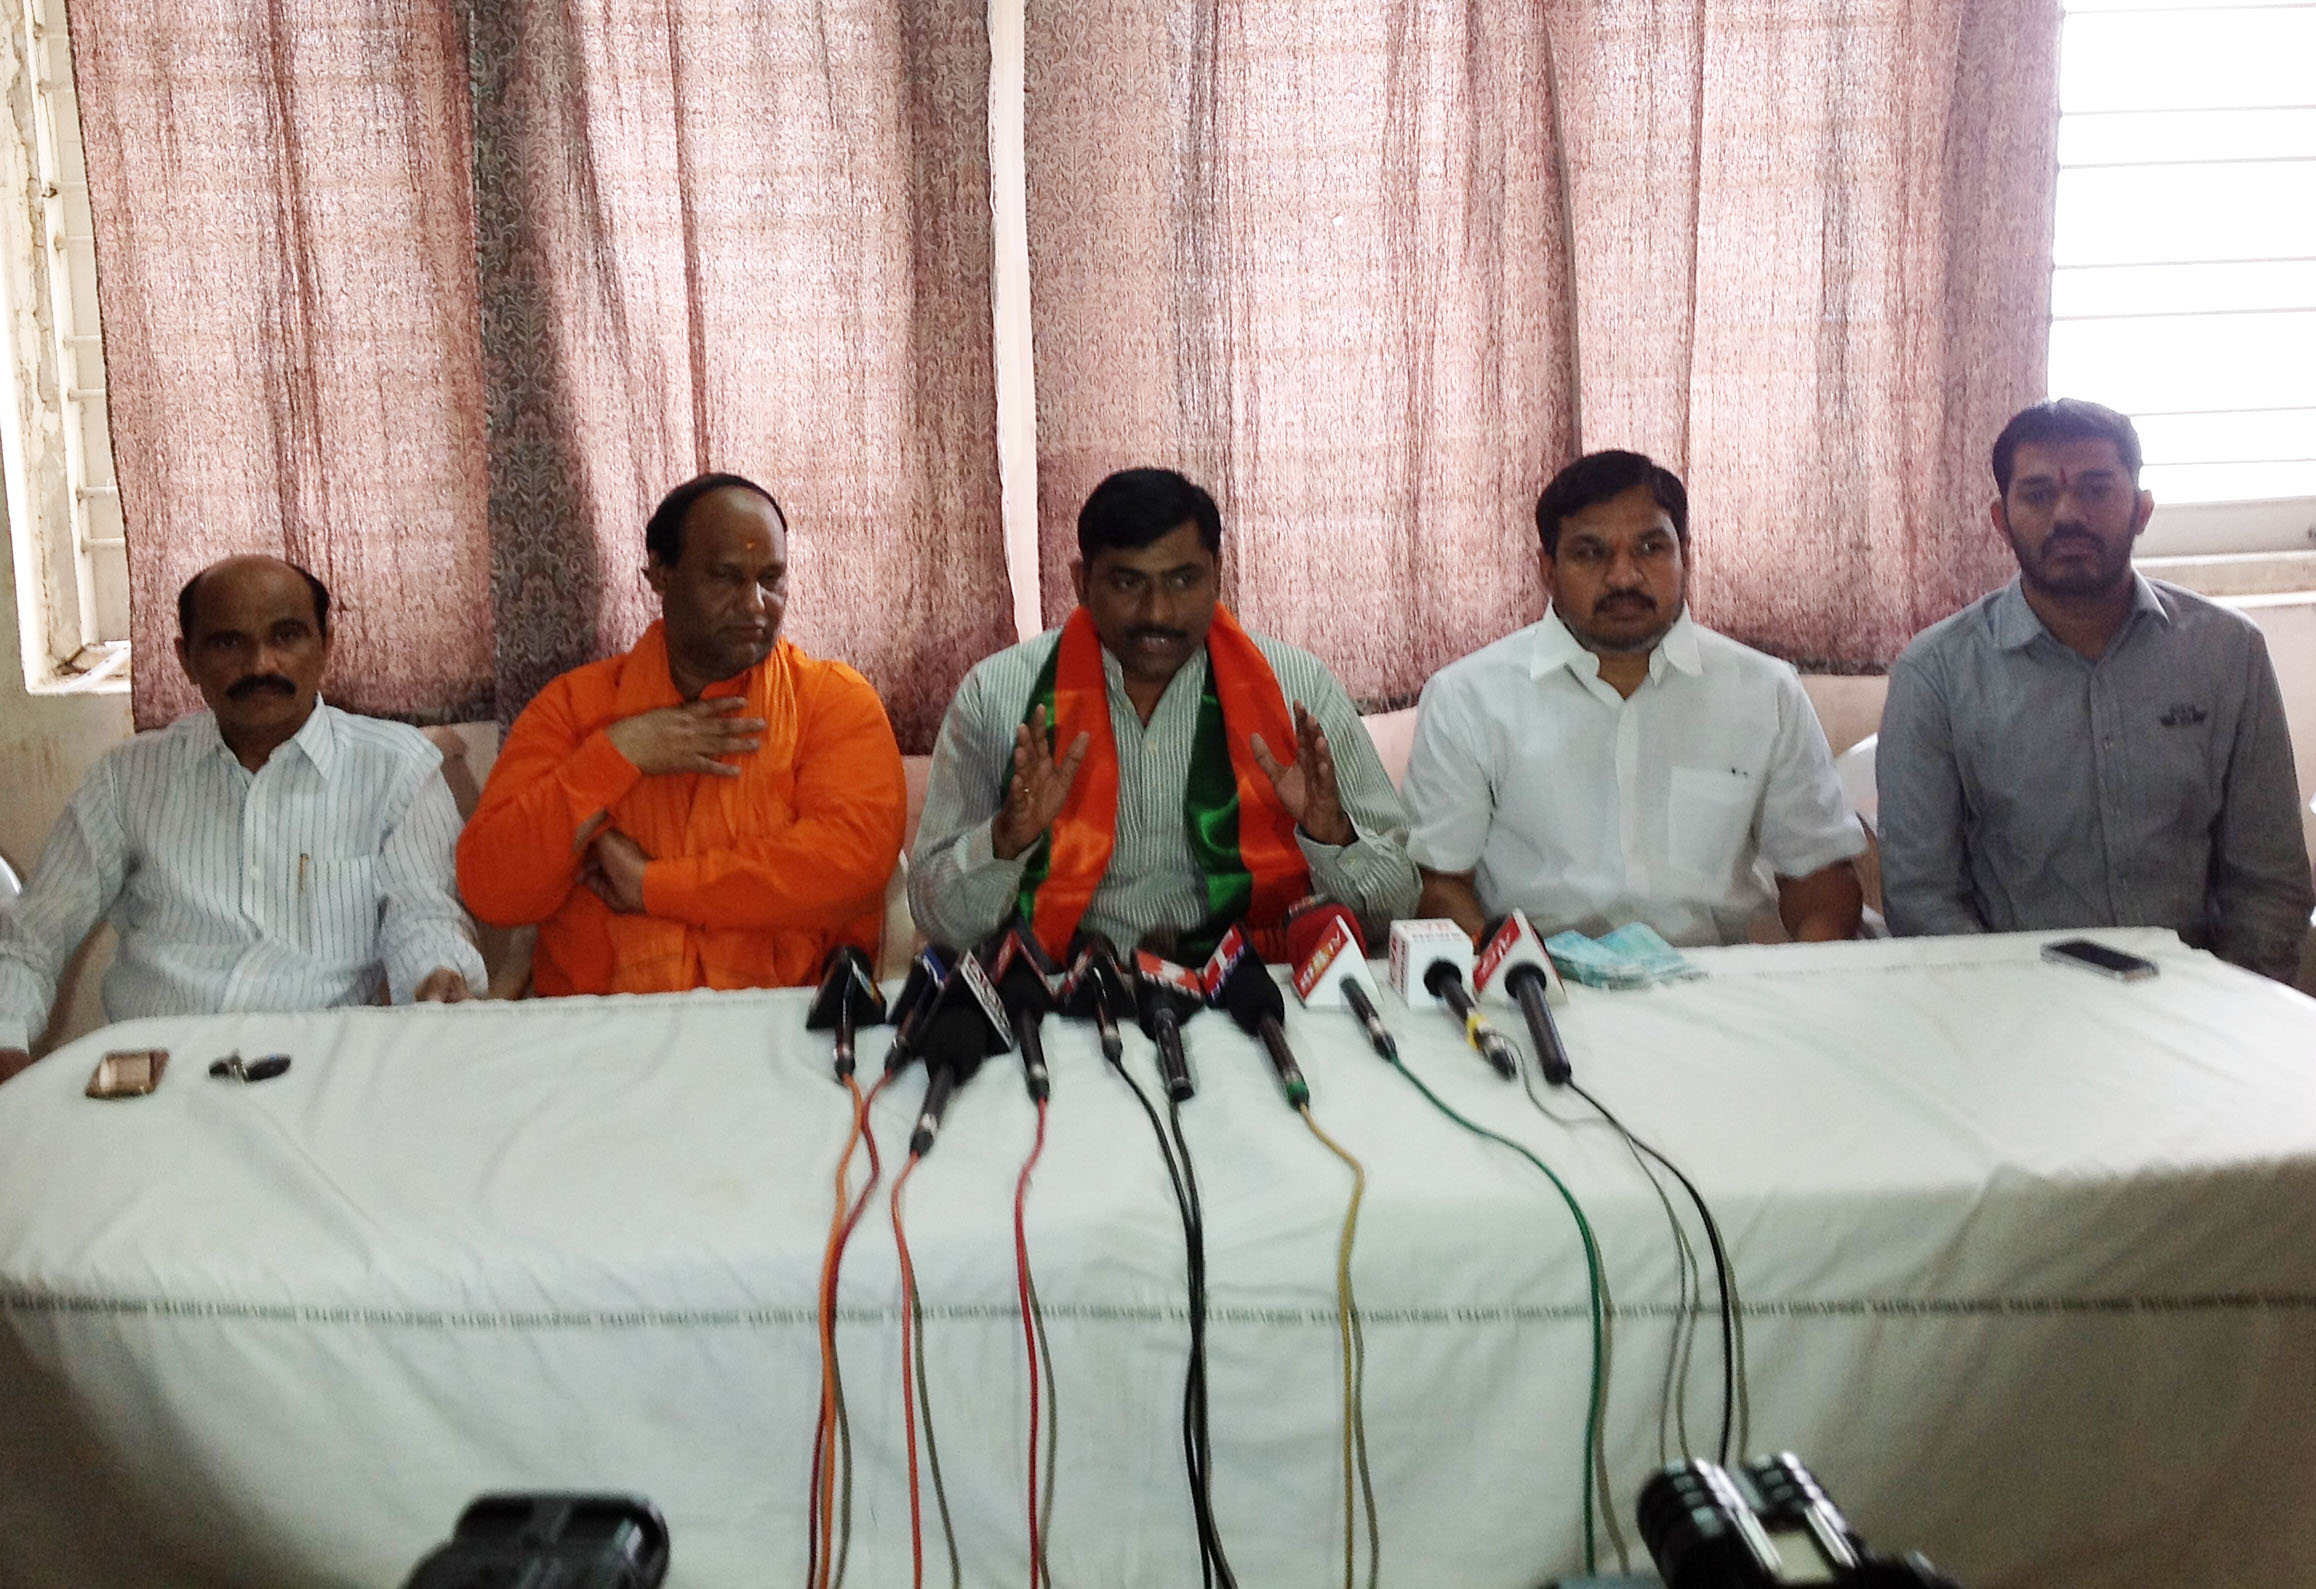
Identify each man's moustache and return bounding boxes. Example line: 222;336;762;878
226;674;297;700
1595;595;1656;615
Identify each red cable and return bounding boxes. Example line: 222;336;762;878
811;1071;888;1589
891;1153;928;1589
1012;1097;1050;1588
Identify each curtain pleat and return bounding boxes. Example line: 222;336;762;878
72;0;493;729
465;0;1010;751
1027;0;1579;706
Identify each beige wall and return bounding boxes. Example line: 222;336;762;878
0;518;132;1050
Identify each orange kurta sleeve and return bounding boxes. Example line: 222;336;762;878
456;661;641;929
639;657;905;933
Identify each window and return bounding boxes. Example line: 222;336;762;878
2050;0;2316;557
2;0;126;690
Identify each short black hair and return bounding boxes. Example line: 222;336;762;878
1534;450;1688;558
177;561;332;639
1077;468;1223;563
645;473;785;567
1991;399;2143;495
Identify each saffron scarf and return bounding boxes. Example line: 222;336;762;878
1014;605;1309;961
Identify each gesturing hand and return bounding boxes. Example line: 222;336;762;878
1249;702;1354;847
992;706;1092;863
603;698;766;779
582;829;652;915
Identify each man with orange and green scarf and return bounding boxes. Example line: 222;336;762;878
911;468;1417;962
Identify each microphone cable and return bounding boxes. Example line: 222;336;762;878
1556;1075;1747;1468
1295;1104;1380;1589
809;1068;891;1589
889;1153;963;1589
1369;1050;1614;1574
1162;1089;1237;1589
1099;1035;1233;1589
1012;1094;1056;1589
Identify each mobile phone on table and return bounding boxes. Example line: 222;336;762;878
2041;937;2158;982
86;1048;168;1098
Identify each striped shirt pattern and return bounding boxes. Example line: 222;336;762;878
0;702;485;1050
910;627;1420;953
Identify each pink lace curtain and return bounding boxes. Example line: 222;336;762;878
1025;0;2062;690
78;1;2060;736
466;0;1010;747
72;1;494;728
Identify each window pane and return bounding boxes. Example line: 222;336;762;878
2048;309;2316;412
2053;161;2316;264
2061;11;2316;113
2054;260;2316;317
2134;408;2316;464
2141;459;2316;504
2059;107;2316;165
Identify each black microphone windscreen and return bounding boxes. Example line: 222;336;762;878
1214;955;1287;1034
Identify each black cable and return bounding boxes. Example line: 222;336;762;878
1165;1091;1238;1589
1105;1051;1233;1588
1564;1078;1741;1466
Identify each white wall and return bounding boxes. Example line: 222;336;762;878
0;504;131;1050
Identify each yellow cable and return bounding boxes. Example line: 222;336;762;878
1299;1105;1379;1589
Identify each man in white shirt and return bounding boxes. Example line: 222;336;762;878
1404;450;1865;947
0;555;484;1081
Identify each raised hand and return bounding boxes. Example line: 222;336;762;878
603;697;765;779
992;706;1092;862
1249;702;1353;846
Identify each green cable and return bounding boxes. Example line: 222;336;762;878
910;1280;963;1589
1380;1052;1610;1575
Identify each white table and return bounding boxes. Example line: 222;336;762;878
2;929;2313;1588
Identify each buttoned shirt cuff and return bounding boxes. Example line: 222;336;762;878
1297;819;1392;898
0;1017;29;1054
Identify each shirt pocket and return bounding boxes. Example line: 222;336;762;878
1667;766;1757;879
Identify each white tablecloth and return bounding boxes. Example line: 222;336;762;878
1;929;2312;1588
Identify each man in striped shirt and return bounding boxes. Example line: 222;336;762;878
0;556;485;1080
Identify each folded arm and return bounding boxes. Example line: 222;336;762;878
639;671;906;932
457;682;645;929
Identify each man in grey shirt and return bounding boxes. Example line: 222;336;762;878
911;468;1418;960
1878;398;2311;980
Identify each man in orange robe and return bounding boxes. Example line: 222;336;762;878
458;474;905;994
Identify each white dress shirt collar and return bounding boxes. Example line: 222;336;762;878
1530;605;1705;689
196;696;342;780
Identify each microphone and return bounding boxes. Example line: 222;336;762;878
804;944;887;1079
1060;929;1133;1065
1476;911;1573;1086
1286;902;1397;1063
1134;946;1205;1102
909;949;1013;1157
1390;919;1518;1080
1201;925;1310;1107
882;945;955;1076
985;924;1060;1102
